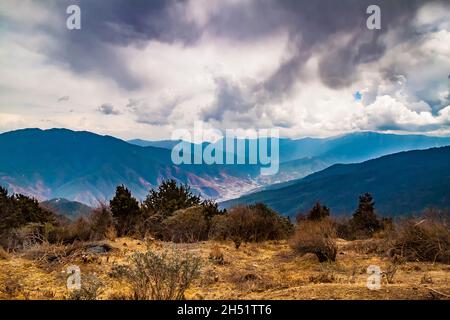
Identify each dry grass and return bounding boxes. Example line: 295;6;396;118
0;237;448;300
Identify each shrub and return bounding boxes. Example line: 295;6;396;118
89;205;115;241
306;202;330;221
22;242;74;266
209;245;225;265
67;274;104;300
391;217;449;263
64;218;92;242
290;219;337;262
0;246;9;260
141;181;224;240
335;217;352;239
210;204;293;242
383;256;403;284
0;187;57;249
209;214;230;240
162;206;209;242
114;248;202;300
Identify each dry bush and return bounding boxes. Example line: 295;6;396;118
22;242;75;266
233;237;242;249
0;246;10;260
209;245;225;265
391;217;449;263
162;206;209;242
383;256;404;284
8;222;62;250
209;214;229;240
290;219;337;263
22;241;114;267
62;218;92;242
210;204;293;242
111;248;202;300
67;274;104;300
89;205;115;241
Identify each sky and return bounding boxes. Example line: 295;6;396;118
0;0;449;140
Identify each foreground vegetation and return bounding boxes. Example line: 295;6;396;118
0;181;448;300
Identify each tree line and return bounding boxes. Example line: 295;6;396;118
1;181;447;264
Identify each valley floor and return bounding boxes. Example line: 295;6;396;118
0;238;449;300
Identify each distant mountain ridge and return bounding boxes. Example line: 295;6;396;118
0;128;259;205
41;198;92;220
1;128;449;207
129;132;450;184
221;146;450;217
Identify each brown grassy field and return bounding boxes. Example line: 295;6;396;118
0;237;448;300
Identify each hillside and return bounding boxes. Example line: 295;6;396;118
41;198;93;220
0;129;259;205
1;237;448;300
1;129;449;206
221;146;450;217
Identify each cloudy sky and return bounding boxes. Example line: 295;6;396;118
0;0;449;140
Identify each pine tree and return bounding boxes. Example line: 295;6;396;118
142;179;201;219
306;202;330;221
109;185;141;236
350;193;381;238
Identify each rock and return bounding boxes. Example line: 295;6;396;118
85;244;113;254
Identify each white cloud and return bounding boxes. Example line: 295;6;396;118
0;0;449;139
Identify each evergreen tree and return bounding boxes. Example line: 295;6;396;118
349;193;381;238
0;186;56;248
143;179;201;219
306;202;330;221
109;185;141;236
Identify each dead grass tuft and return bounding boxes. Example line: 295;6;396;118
209;245;225;265
290;219;337;263
0;246;10;260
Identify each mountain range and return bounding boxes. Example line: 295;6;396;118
221;146;450;217
0;128;259;205
0;128;449;214
41;198;93;220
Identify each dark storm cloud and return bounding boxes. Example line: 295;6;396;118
198;0;446;114
27;0;444;93
37;0;200;90
259;0;438;93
